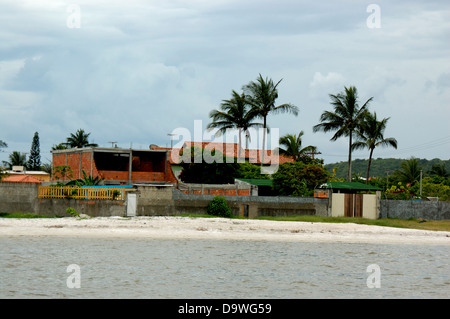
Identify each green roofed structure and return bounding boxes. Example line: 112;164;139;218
236;178;272;187
315;182;382;219
235;178;274;196
319;182;381;192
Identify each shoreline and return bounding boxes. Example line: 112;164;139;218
0;216;449;245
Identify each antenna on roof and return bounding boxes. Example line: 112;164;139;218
108;141;118;148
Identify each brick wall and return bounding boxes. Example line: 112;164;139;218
53;152;175;183
52;151;98;181
177;183;251;196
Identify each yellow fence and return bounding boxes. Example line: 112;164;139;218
38;186;128;200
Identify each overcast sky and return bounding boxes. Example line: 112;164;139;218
0;0;449;166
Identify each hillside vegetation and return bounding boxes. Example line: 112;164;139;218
325;158;450;179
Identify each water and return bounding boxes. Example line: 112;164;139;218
0;237;449;299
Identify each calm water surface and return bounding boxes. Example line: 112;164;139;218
0;237;448;298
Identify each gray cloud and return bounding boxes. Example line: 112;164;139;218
1;0;449;165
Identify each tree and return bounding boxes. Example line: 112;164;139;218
52;143;68;150
235;162;269;180
207;90;262;157
272;162;329;196
178;146;239;184
27;132;41;171
394;157;422;186
243;74;299;162
2;151;27;169
278;131;316;162
429;163;449;178
351;112;397;183
313;86;372;182
53;165;73;181
64;129;98;148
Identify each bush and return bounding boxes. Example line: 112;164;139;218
207;196;232;218
66;207;79;217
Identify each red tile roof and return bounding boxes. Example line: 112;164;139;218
158;141;294;165
2;174;43;183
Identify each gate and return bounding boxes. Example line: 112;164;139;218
126;193;137;217
344;194;363;217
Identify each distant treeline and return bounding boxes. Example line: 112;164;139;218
325;158;450;179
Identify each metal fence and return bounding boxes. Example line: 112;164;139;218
38;186;128;200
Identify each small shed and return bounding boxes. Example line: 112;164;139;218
235;178;274;196
315;182;382;219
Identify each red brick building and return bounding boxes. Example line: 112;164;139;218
52;147;178;185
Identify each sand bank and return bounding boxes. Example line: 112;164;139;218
0;216;449;244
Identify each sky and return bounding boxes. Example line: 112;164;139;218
0;0;449;166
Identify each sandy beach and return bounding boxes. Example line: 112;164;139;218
0;216;449;245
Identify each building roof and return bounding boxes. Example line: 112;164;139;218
236;178;273;187
161;141;295;165
51;146;168;154
320;182;381;191
2;174;43;183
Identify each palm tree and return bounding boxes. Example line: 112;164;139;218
352;112;397;183
207;90;262;158
395;157;422;186
2;151;27;169
52;143;68;150
66;170;103;186
279;131;316;162
64;129;98;148
313;86;372;182
429;163;449;178
243;74;299;162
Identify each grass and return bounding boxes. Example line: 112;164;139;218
179;213;450;231
255;215;450;232
0;212;61;219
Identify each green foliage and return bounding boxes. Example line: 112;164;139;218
207;196;232;218
178;146;240;184
394;157;422;186
2;151;27;169
64;129;98;148
207;90;262;152
385;182;416;200
313;86;373;181
429;163;449;178
53;165;73;181
278;131;317;162
112;190;121;200
66;207;79;217
384;177;450;201
235;162;269;180
66;170;103;186
272;162;329;196
411;177;450;201
325;158;450;180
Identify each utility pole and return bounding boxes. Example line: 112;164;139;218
306;147;321;160
420;169;423;197
168;133;176;149
386;170;391;189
